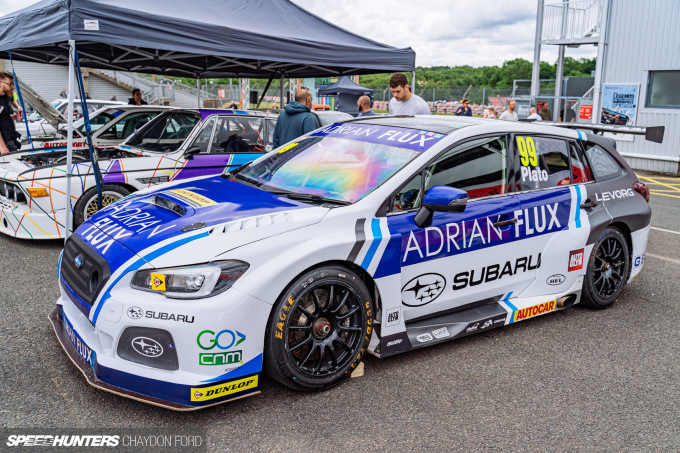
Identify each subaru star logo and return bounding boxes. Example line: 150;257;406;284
132;337;164;357
401;273;446;307
74;255;83;268
127;306;143;319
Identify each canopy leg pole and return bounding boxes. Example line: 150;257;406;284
280;74;284;108
64;40;76;242
257;75;274;109
196;77;201;108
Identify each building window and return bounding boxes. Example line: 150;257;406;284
646;71;680;109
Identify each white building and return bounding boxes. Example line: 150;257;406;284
532;0;680;174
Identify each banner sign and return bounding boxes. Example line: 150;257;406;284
601;84;639;126
579;104;592;120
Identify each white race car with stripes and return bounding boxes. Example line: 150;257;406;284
50;116;657;410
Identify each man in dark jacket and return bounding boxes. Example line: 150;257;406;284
272;89;317;148
0;71;20;154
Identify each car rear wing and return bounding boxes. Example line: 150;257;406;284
533;121;665;144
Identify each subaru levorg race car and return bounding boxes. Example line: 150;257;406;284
50;115;657;410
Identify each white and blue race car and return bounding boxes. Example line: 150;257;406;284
50;116;657;410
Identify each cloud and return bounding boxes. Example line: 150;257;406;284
292;0;595;67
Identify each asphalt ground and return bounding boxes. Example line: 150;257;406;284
1;173;679;452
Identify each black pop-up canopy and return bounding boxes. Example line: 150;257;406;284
317;76;374;114
0;0;415;239
317;77;374;96
0;0;415;78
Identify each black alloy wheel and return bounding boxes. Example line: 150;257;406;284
581;227;630;309
265;266;373;391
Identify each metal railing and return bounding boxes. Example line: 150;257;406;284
542;0;602;41
95;69;175;104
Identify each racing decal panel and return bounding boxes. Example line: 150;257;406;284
86;177;310;255
385;195;525;321
512;185;593;298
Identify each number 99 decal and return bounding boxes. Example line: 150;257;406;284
517;136;538;167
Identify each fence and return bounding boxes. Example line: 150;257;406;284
363;85;515;107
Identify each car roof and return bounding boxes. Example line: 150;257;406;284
348;115;486;134
193;108;267;116
52;99;127;105
346;115;583;140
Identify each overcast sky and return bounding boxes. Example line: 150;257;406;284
1;0;596;67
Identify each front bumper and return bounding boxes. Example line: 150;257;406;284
51;282;270;410
0;196;66;240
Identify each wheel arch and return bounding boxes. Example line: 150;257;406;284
267;259;382;323
608;221;633;257
105;182;138;195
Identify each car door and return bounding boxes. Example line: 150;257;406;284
386;134;523;322
509;134;610;298
176;115;266;180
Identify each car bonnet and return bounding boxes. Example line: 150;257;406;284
75;176;327;264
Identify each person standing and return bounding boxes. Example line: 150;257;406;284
388;73;431;115
537;102;552;121
484;107;497;119
0;71;20;154
10;82;22;121
59;88;67;98
128;88;148;105
272;89;317;148
455;98;472;116
110;94;117;101
560;102;577;122
357;95;376;117
499;99;518;121
527;107;542;120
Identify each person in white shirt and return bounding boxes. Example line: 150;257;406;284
499;99;518;121
527;107;542;121
388;73;431;116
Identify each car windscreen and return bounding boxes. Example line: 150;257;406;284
124;111;200;152
27;102;59;122
238;136;419;203
74;111;117;136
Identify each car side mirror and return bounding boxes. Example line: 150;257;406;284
414;185;468;229
183;145;202;159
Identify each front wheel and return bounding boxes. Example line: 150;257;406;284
73;185;130;228
264;266;373;391
580;227;630;309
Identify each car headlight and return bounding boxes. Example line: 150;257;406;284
130;261;249;299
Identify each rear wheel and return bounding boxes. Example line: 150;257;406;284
580;227;630;309
264;266;373;391
73;185;130;228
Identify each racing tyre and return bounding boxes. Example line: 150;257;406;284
580;227;630;309
264;266;373;391
73;185;130;228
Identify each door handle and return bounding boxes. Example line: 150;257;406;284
580;200;598;209
493;218;518;227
